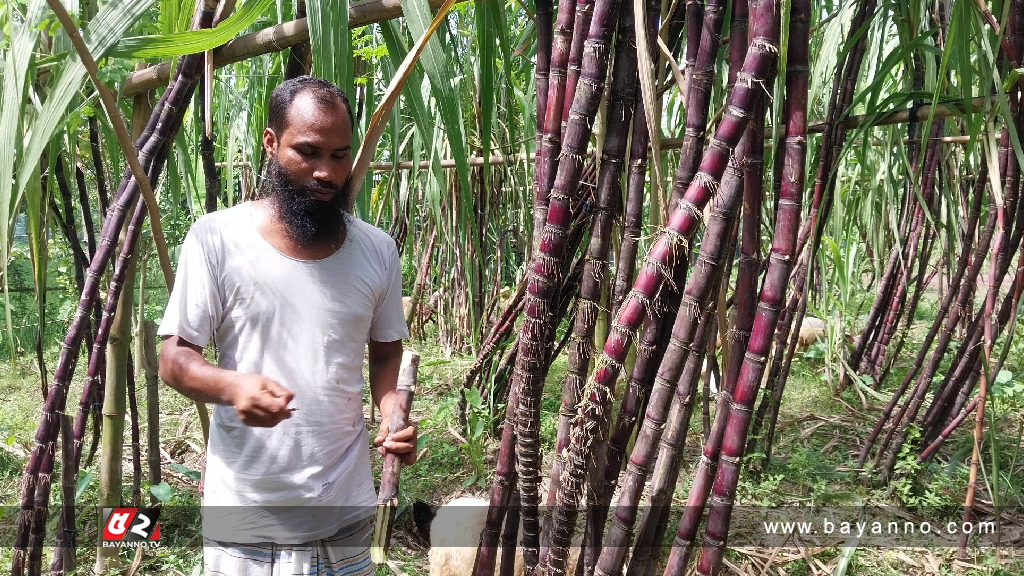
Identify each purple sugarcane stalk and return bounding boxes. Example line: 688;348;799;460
531;0;579;252
668;0;727;207
681;0;705;96
861;121;943;378
87;116;110;218
544;1;780;573
473;386;520;576
587;0;749;564
609;0;662;319
959;148;1008;557
533;0;553;203
673;1;802;573
595;58;759;576
857;168;989;467
514;0;626;567
561;0;596;139
27;196;148;576
627;303;720;575
874;178;1012;481
918;396;979;463
540;0;638;565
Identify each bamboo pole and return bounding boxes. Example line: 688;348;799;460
60;415;75;573
122;0;460;97
93;77;151;576
367;135;973;172
143;321;162;504
43;0;175;292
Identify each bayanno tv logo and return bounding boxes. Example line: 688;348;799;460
100;507;161;548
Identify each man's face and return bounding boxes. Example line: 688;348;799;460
262;91;354;244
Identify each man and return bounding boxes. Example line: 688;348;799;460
158;76;416;576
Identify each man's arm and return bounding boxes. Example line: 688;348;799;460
159;335;294;427
369;338;417;464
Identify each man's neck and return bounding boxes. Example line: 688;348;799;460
252;198;345;260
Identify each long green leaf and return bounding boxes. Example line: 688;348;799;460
308;0;353;99
0;0;46;358
108;0;274;59
380;20;445;217
399;0;472;202
15;0;159;207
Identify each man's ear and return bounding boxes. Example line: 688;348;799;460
262;127;278;157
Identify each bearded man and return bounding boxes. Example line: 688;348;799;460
158;76;415;576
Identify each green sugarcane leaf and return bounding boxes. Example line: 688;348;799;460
398;0;472;206
75;469;94;502
379;19;445;220
308;0;353;97
15;0;158;209
107;0;274;59
0;0;46;358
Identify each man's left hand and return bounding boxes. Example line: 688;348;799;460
374;419;418;466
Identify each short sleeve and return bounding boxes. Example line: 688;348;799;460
369;245;410;342
157;226;223;348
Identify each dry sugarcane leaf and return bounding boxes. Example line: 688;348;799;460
655;34;687;99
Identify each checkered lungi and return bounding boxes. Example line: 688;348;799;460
203;514;374;576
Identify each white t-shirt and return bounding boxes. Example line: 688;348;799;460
157;201;409;543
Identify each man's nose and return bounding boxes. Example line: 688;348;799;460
311;161;337;183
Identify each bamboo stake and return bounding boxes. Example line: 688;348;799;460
54;415;75;575
127;353;143;507
43;0;175;292
95;182;143;576
143;321;162;504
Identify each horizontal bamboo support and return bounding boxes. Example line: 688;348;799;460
807;96;992;133
122;0;459;97
368;135;972;171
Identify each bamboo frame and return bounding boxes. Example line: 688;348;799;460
122;0;459;97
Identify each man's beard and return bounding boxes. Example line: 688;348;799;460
263;155;351;247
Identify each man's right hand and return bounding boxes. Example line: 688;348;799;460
230;374;295;427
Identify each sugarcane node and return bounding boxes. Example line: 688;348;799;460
702;534;726;548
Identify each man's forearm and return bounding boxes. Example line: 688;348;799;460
368;341;404;419
160;339;239;405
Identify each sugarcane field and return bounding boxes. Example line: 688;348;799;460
5;0;1024;574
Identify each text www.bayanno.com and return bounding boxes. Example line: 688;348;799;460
763;518;996;539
